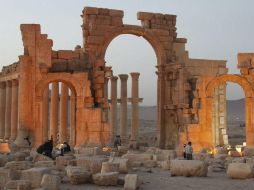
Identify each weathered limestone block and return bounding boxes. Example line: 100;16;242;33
157;160;170;170
33;153;52;162
56;155;75;169
17;180;31;190
5;180;30;190
227;163;254;179
171;160;208;177
74;146;105;156
41;174;61;190
143;160;157;168
21;167;50;188
13;152;28;161
215;147;228;155
245;157;254;165
34;161;55;168
0;168;9;188
76;156;108;174
92;172;119;186
5;161;33;170
0;154;8;166
124;174;141;190
65;166;91;184
122;153;153;162
243;147;254;157
228;150;242;157
214;154;228;160
101;162;120;173
9;168;22;180
57;50;79;60
109;157;129;174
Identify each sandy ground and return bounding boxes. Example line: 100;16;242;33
60;167;254;190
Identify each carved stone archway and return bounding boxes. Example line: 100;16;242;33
205;74;254;147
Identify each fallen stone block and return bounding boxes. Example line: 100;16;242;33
56;155;75;170
65;166;91;184
0;168;10;188
109;157;129;174
101;162;120;173
214;154;228;160
92;172;119;186
227;163;254;179
122;153;153;162
243;147;254;157
5;161;33;170
124;174;141;190
17;180;31;190
76;156;108;174
33;153;52;162
21;167;50;188
171;160;208;177
157;160;170;170
41;174;61;190
143;160;157;168
34;161;55;168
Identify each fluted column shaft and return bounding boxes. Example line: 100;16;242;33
60;83;68;143
130;73;140;145
70;91;76;147
50;82;59;143
10;80;19;141
4;81;12;140
110;76;118;144
0;82;6;139
119;74;128;144
42;86;49;142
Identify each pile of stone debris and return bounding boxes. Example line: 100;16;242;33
0;144;254;190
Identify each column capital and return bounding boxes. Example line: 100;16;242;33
130;72;140;80
110;76;118;81
12;79;19;86
0;82;6;89
118;74;128;81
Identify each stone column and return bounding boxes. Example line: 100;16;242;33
42;85;49;142
49;82;59;143
119;74;128;144
60;83;68;143
103;78;109;122
110;76;118;145
10;80;19;141
70;91;76;147
129;73;141;147
4;81;12;140
0;82;6;139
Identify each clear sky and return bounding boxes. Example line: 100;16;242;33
0;0;253;105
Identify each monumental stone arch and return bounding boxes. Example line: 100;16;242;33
206;74;254;147
1;6;254;152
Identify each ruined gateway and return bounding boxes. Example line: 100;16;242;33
0;7;254;152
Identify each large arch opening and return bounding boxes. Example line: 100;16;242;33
105;34;157;146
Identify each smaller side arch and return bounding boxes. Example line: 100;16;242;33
206;74;254;98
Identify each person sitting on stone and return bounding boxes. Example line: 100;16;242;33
36;139;53;158
63;142;71;153
185;141;193;160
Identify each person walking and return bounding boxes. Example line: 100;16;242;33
185;141;193;160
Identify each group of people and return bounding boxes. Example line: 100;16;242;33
183;141;193;160
36;136;71;159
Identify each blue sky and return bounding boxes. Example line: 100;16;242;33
0;0;253;104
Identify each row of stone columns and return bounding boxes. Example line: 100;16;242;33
106;73;142;147
0;80;19;141
41;82;76;145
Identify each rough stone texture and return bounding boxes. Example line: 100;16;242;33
243;147;254;157
109;157;129;173
122;153;153;162
76;156;108;174
157;160;171;170
65;166;91;184
92;172;119;186
227;163;254;179
124;174;140;190
34;161;55;168
55;154;75;169
41;174;61;190
21;167;50;188
101;162;120;173
17;180;31;190
171;160;208;177
0;168;10;188
33;153;53;162
5;161;33;170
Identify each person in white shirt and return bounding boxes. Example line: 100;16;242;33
185;141;193;160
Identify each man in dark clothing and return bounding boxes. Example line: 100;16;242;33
114;135;121;148
36;139;53;158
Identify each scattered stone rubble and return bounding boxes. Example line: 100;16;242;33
0;145;254;189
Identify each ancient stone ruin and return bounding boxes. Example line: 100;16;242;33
0;6;253;153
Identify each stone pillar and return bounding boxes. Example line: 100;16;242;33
110;76;118;145
49;82;59;143
60;83;68;143
4;81;12;140
0;82;6;139
70;91;76;147
10;80;19;141
129;73;141;147
119;74;128;144
42;85;49;142
103;78;109;122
